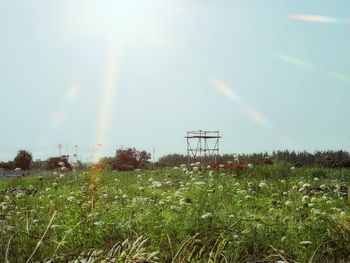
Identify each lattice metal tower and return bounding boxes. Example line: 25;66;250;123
185;130;221;166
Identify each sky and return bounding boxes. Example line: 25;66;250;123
0;0;350;162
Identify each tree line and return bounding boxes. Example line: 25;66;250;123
157;150;350;169
1;149;350;171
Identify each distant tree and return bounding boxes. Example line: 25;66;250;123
13;150;32;170
47;155;72;170
110;148;151;171
157;154;188;167
0;161;14;170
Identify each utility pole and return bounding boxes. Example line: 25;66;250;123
58;144;62;157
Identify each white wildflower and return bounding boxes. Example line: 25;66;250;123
302;195;309;203
201;212;212;219
285;201;292;206
300;241;312;245
259;182;266;188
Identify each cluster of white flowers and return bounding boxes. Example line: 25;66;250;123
259;182;266;188
285;201;292;206
201;212;212;219
302;195;310;203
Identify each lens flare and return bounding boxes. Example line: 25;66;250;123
329;72;350;84
210;78;295;147
50;81;82;126
65;81;81;101
276;54;314;70
94;45;121;161
288;14;350;24
277;54;350;86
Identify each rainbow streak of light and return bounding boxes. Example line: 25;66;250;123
288;14;350;24
329;72;350;84
51;81;82;126
210;78;294;148
94;45;121;162
277;54;350;86
210;79;271;129
276;54;314;70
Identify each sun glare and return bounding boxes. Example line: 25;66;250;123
62;0;166;44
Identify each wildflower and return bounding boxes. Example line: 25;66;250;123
194;181;205;185
16;192;25;198
152;181;162;188
285;201;292;206
247;164;253;169
58;161;65;167
248;182;253;188
201;212;213;219
180;164;186;168
302;195;309;203
314;177;319;181
171;205;180;211
233;235;239;239
103;193;108;198
219;164;225;168
60;174;65;178
291;166;295;170
137;174;142;178
67;196;75;202
93;221;104;227
61;167;67;171
281;236;287;242
245;195;252;200
52;182;58;188
300;241;312;245
282;192;287;195
193;166;199;172
259;182;266;188
206;165;211;169
340;212;346;216
173;166;179;170
122;194;128;199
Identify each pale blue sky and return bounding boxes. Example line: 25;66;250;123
1;0;350;162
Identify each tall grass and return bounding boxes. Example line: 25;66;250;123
0;165;350;262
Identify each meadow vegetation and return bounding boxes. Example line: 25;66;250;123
1;164;350;262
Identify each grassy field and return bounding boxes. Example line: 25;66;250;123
1;164;350;262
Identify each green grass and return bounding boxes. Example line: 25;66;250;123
1;164;350;262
